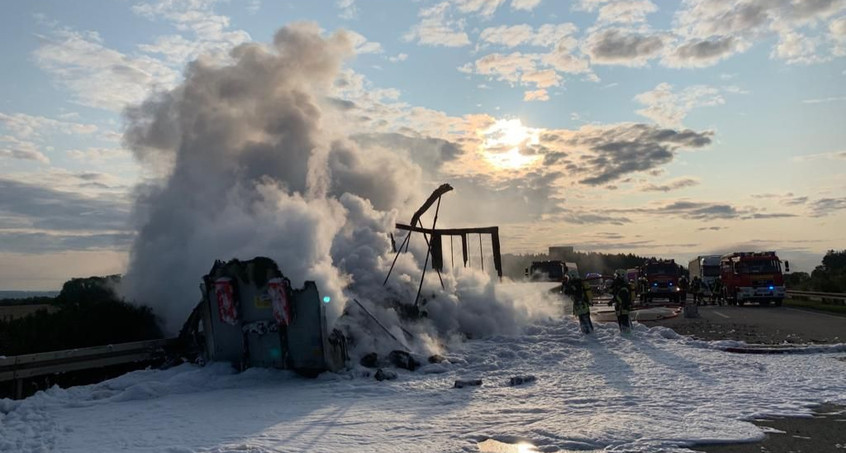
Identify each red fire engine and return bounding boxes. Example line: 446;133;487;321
720;251;788;306
638;259;682;303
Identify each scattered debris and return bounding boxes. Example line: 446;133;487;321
360;352;379;368
508;375;536;386
454;379;482;389
428;354;446;364
389;350;420;371
375;369;398;381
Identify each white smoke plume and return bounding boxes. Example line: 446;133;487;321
121;22;558;360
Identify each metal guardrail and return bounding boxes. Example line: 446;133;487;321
0;338;175;398
786;290;846;304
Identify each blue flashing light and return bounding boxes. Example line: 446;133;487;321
653;283;658;287
669;282;673;286
323;296;331;304
768;286;774;290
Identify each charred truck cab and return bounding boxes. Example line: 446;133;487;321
179;257;346;376
720;251;787;306
639;259;682;303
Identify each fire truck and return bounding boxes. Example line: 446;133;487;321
720;251;788;306
638;259;682;303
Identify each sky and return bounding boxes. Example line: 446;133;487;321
0;0;845;290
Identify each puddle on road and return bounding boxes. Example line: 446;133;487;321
478;439;539;453
477;439;605;453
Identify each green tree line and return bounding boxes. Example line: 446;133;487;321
0;276;162;356
785;250;846;293
502;250;669;279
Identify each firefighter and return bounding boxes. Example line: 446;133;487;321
691;276;703;305
607;274;633;333
678;275;689;304
711;276;724;306
638;275;649;304
569;277;594;334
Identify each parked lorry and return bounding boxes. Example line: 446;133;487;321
639;259;682;303
688;255;721;298
720;251;788;306
526;260;568;282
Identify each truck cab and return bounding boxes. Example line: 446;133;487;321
526;260;567;282
720;251;786;306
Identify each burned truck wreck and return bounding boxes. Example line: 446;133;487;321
179;257;346;376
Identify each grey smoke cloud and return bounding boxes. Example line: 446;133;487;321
121;22;553;352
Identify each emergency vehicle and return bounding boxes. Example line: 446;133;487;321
688;255;721;297
720;251;788;306
526;260;568;282
639;259;682;303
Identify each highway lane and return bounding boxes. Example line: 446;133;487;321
640;303;846;344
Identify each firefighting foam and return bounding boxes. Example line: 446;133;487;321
119;23;554;358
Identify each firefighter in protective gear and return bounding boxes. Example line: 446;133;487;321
567;277;594;334
711;276;724;306
691;276;703;305
607;274;633;333
637;275;649;304
678;275;689;303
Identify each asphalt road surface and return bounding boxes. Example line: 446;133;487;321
641;303;846;344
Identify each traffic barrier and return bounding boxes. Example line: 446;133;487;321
0;338;175;399
786;290;846;306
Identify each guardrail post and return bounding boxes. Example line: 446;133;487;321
14;378;22;400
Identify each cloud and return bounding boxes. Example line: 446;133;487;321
634;83;726;127
553;211;632;225
0;232;134;254
793;150;846;161
583;28;667;66
33;28;180;111
540;124;713;185
0;112;98;138
389;53;408;62
404;2;471;47
66;147;132;162
609;198;801;221
337;0;358;19
132;0;252;64
809;197;846;216
0;136;50;164
639;176;700;192
743;213;798;219
801;95;846;104
454;0;507;17
33;1;253;111
832;16;846;55
511;0;543;11
466;23;590;94
0;178;130;231
663;36;738;67
595;0;658;24
346;30;384;54
478;23;579;48
669;0;846;67
524;89;550;101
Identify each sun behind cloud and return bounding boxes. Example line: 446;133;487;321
480;118;543;170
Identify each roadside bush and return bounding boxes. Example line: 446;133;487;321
0;276;162;356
